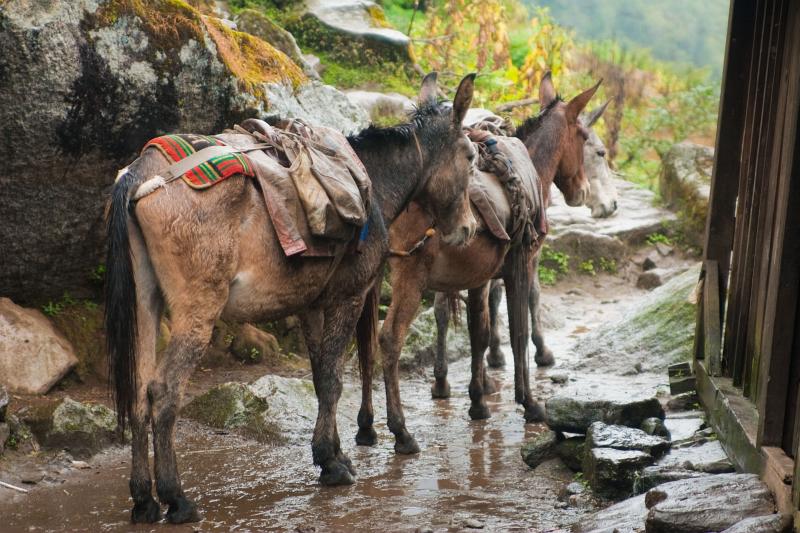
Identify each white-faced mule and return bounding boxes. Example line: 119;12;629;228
104;73;477;524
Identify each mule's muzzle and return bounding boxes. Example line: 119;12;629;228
591;198;618;218
565;182;590;207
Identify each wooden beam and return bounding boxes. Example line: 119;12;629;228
704;260;722;376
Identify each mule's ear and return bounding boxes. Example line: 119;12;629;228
452;73;476;127
419;72;439;104
539;71;556;110
567;79;602;122
584;99;611;127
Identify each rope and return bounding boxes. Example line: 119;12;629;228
389;227;436;257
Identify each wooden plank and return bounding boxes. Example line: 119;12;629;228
704;260;722;376
762;446;795;516
702;0;757;326
756;0;800;450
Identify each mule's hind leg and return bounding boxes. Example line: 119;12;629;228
467;284;492;420
487;280;506;368
301;297;363;485
431;292;451;399
531;255;554;367
149;296;223;523
129;227;162;524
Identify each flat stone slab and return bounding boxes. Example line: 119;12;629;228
633;464;711;494
584;447;655;499
644;473;774;532
656;440;734;473
664;412;705;441
587;422;670;457
546;383;665;433
721;514;791;533
576;493;647;532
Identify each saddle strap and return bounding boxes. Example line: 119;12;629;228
157;143;273;185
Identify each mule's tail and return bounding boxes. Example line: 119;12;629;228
105;171;138;432
356;277;381;378
508;244;531;377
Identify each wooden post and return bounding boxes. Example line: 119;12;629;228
703;260;722;377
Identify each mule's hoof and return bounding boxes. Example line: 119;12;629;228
523;401;547;423
534;347;555;367
320;461;356;486
469;403;491;420
431;379;451;399
337;453;357;477
355;427;378;446
394;435;420;455
487;349;506;368
165;497;200;524
131;497;162;524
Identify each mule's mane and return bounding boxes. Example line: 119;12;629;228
514;96;563;140
347;100;450;148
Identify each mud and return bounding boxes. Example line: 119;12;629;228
0;255;695;532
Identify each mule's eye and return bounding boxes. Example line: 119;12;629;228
597;149;606;158
467;151;476;163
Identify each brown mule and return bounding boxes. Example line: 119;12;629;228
104;73;477;524
355;73;600;455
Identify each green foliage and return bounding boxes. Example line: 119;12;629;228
540;245;569;274
646;232;673;246
598;257;617;274
539;266;557;286
578;259;596;276
317;51;416;95
89;263;106;285
42;292;77;317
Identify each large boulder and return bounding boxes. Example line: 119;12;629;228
0;298;78;394
347;90;414;124
573;264;700;375
287;0;413;65
546;385;665;434
0;0;367;302
583;447;654;499
399;304;471;371
24;398;119;458
520;430;558;469
659;142;713;246
182;381;278;442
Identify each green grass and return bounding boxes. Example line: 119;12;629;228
646;232;673;246
579;259;596;276
317;51;416;95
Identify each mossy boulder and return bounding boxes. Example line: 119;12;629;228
0;0;367;303
659;142;714;247
235;8;319;78
24;398;120;458
520;430;558;469
573;264;701;375
286;0;413;66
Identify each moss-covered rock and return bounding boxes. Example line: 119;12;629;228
659;142;713;248
573;264;701;374
235;8;318;78
520;430;558;469
285;0;413;66
24;398;120;458
0;0;367;302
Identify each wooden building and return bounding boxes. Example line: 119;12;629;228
693;0;800;525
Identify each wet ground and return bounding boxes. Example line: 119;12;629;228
0;253;693;532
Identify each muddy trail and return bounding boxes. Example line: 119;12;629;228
0;244;695;533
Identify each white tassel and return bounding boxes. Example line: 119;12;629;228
114;166;129;183
133;175;166;201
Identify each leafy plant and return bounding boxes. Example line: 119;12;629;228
598;257;617;274
540;245;570;274
539;266;557;286
646;232;673;246
89;263;106;285
579;260;596;276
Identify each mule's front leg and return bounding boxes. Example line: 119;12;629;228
487;280;506;368
431;292;451;399
467;284;492;420
303;300;361;486
531;255;554;367
150;335;208;524
380;279;423;455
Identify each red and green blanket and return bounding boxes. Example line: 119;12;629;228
143;133;254;189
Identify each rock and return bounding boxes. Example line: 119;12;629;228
659;142;713;247
583;447;654;499
667;391;699;411
399;305;470;371
235;9;319;78
644;473;774;532
4;414;38;454
303;53;323;76
564;481;585;496
520;430;558;469
183;382;277;442
464;518;484;529
249;374;318;442
347;90;415;124
549;372;570;384
633;465;711;494
573;265;700;375
656;440;735;473
575;493;647;532
546;386;665;434
555;436;586;471
71;460;91;469
0;422;9;454
663;412;705;441
0;0;367;302
641;417;671;439
0;298;78;394
0;384;8;422
24;398;119;459
721;514;792;533
230;323;281;364
655;242;674;257
636;268;680;290
642;255;658;271
548;178;677;246
546;229;627;264
288;0;413;65
586;422;670;458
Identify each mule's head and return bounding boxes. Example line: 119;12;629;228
581;101;619;218
413;72;478;246
520;73;601;207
